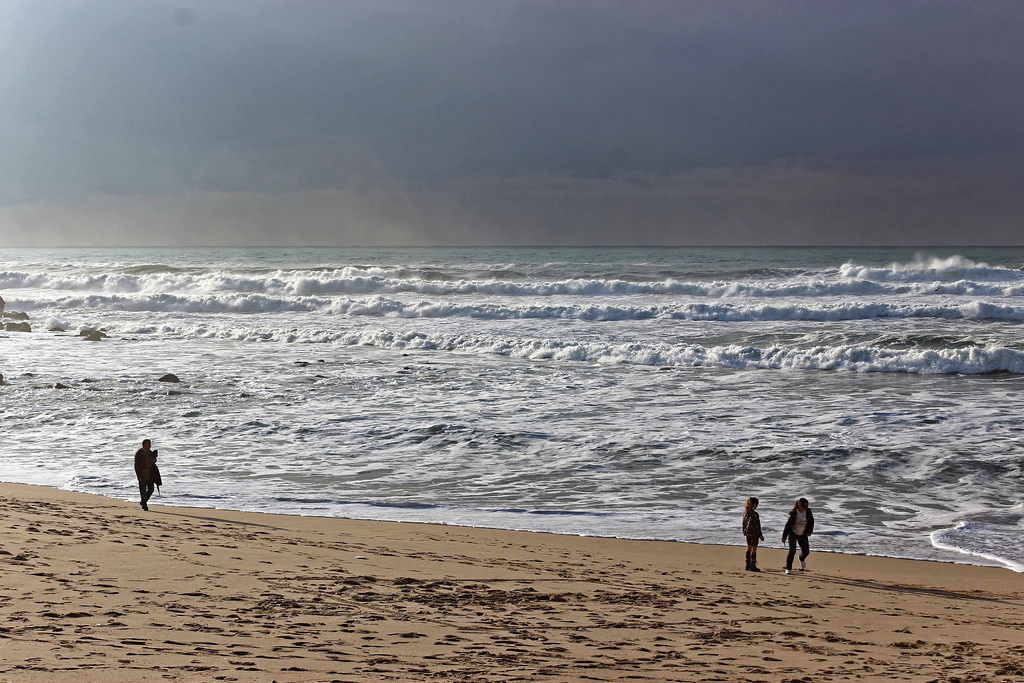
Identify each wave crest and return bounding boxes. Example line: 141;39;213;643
110;324;1024;374
5;269;1024;300
840;255;1022;282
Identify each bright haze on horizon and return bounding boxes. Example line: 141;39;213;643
1;0;1022;247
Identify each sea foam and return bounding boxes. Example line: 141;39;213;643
931;522;1024;572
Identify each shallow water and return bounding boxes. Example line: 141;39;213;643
2;246;1023;570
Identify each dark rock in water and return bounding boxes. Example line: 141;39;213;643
5;322;31;332
295;361;311;367
0;294;4;315
158;373;180;383
79;328;109;339
3;311;29;320
47;322;67;332
53;383;71;389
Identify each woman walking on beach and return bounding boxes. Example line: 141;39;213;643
742;497;764;571
782;497;814;574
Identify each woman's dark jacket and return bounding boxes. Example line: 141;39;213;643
782;507;814;542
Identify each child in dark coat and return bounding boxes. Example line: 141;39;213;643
742;497;764;571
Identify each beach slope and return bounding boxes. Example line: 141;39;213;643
2;482;1022;682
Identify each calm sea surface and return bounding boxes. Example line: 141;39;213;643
2;246;1023;570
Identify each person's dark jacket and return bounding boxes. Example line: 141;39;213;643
742;510;762;539
134;448;160;485
782;507;814;542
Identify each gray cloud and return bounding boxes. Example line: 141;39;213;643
1;0;1022;245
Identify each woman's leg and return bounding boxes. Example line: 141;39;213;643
785;534;798;570
798;535;810;563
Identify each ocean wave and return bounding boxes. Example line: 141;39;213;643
4;263;1024;299
23;293;1024;323
117;325;1024;374
931;521;1024;572
840;255;1024;283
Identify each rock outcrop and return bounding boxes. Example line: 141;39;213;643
79;328;109;341
1;301;31;332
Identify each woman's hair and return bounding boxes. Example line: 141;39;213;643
744;497;759;517
791;498;809;513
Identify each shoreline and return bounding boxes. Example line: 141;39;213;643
13;480;1016;573
3;481;1023;681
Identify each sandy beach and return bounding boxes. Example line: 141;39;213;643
2;482;1022;682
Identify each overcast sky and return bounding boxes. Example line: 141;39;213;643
1;0;1022;246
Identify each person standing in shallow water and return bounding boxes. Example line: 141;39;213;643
782;497;814;574
134;439;160;511
742;497;764;571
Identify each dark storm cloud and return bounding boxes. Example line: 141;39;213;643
1;0;1022;245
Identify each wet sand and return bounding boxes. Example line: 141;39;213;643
2;482;1023;682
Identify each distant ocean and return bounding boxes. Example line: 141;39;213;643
2;246;1023;571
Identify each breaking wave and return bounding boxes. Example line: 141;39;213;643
107;324;1024;374
3;254;1023;300
15;293;1024;323
840;255;1022;282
